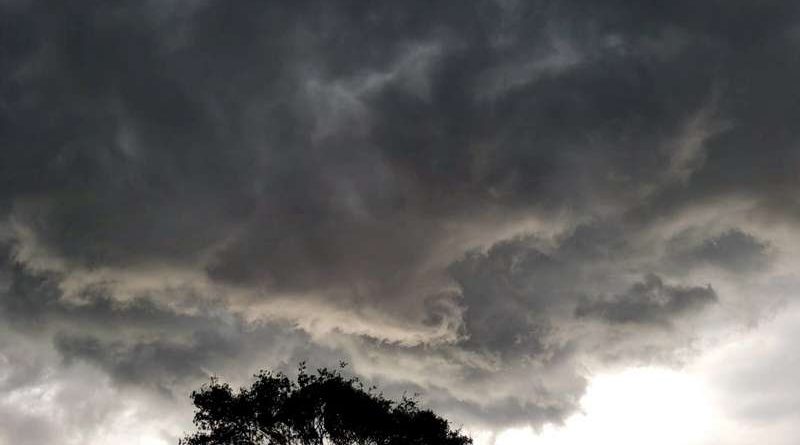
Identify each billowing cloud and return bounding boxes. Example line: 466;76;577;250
666;228;772;273
575;274;717;326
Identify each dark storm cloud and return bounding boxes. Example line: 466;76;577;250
449;221;719;361
54;332;235;389
3;0;785;286
575;274;717;326
666;228;772;273
1;0;799;438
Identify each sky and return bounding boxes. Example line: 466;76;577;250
1;1;800;444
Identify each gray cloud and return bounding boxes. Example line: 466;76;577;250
666;228;772;273
1;0;799;440
575;274;717;326
54;333;237;391
450;222;719;358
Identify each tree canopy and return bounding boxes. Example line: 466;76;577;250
180;363;473;445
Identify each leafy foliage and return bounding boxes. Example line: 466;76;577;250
180;363;472;445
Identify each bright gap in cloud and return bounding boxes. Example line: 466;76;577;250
493;366;713;445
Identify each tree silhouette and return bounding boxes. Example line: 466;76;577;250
180;363;472;445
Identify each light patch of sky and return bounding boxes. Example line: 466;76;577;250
484;367;713;445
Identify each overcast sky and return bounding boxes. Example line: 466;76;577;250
1;1;800;444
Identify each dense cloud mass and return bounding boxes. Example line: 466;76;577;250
1;0;800;442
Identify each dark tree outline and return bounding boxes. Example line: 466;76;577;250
180;362;472;445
